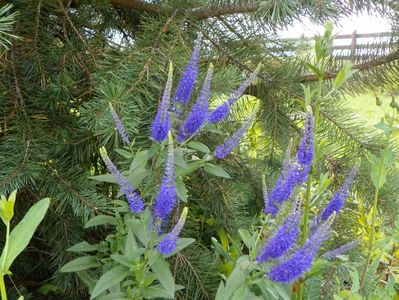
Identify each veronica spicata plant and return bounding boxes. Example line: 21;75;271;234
212;23;362;300
60;33;260;299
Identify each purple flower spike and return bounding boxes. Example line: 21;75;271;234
151;62;173;142
208;64;260;123
208;103;230;124
268;214;335;283
321;240;360;260
265;162;310;215
109;103;130;145
178;63;213;143
158;207;188;255
99;147;144;213
173;33;202;105
257;199;301;263
214;113;255;159
153;132;177;221
320;166;358;221
297;111;314;166
265;111;314;215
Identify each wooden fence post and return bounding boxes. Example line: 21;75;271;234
350;30;357;62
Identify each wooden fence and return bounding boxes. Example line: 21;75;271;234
281;31;398;61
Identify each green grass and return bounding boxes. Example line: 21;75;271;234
344;92;399;143
345;93;393;128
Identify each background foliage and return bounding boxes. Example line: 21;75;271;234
0;0;398;299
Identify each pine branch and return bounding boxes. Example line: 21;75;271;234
300;48;399;82
109;0;259;20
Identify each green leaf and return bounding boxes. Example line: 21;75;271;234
223;260;247;298
203;163;231;179
126;210;152;247
0;200;14;224
304;62;322;78
130;150;151;172
151;256;175;298
142;285;175;299
89;174;116;183
375;118;391;136
76;271;96;292
187;141;210;154
174;150;189;169
60;256;100;273
0;198;50;272
67;241;100;252
8;190;17;203
110;254;134;268
85;215;117;228
114;148;132;159
124;229;137;259
370;168;386;189
175;179;188;202
238;229;254;251
211;237;233;262
90;265;130;299
350;269;360;293
215;281;226;300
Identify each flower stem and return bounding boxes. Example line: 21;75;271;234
296;76;323;300
359;115;393;292
0;274;7;300
0;222;10;300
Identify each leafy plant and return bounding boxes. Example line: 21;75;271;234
0;191;50;300
60;35;259;299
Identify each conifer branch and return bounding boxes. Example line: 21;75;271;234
300;49;399;82
109;0;259;19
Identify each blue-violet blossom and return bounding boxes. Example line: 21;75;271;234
257;199;301;263
99;147;144;213
268;214;335;283
109;103;130;145
173;33;202;105
321;240;360;260
177;63;213;143
151;62;173;142
214;113;255;159
265;111;314;215
158;207;188;255
208;64;260;123
320;166;358;221
153;132;177;221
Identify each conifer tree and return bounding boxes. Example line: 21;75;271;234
0;0;398;298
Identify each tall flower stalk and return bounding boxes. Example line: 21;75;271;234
257;199;301;263
214;113;256;159
208;64;260;124
359;111;395;291
178;63;213;143
100;147;144;213
109;103;130;145
153;132;176;223
296;75;323;300
151;62;173;142
268;214;335;283
173;33;202;105
265;111;314;215
158;207;188;255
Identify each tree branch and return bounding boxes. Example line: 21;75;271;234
299;48;399;82
109;0;259;19
110;0;160;15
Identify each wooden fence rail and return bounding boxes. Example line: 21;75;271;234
281;31;398;61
